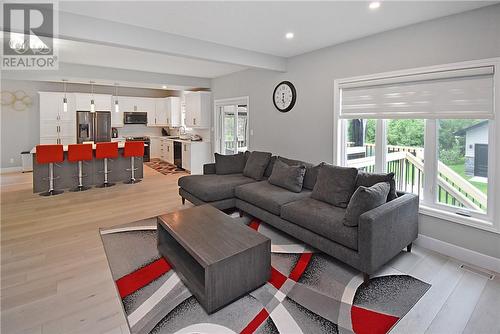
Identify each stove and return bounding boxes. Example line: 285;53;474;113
125;136;150;162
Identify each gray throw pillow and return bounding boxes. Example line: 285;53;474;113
243;151;272;180
276;157;321;190
214;153;246;175
356;171;398;201
344;182;391;227
303;163;322;190
311;164;358;208
268;159;306;193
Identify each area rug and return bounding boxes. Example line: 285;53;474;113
100;214;430;334
144;158;187;176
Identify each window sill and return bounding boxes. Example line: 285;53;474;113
419;204;499;235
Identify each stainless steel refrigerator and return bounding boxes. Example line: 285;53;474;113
77;111;111;143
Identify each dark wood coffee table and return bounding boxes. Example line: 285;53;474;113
157;204;271;314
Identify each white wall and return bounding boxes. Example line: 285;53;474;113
212;5;500;258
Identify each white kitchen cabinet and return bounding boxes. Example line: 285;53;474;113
166;140;174;164
150;137;160;159
154;97;181;127
159;138;168;161
39;92;76;144
111;100;124;127
184;92;211;128
75;93;111;111
180;141;211;174
181;142;191;171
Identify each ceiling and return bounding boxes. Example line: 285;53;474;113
59;1;497;58
55;39;246;78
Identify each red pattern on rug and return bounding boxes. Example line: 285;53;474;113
240;308;270;334
116;258;171;298
351;305;399;334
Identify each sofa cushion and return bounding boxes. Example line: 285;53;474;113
344;182;391;227
214;152;246;175
268;159;306;193
311;164;358;208
178;174;255;202
277;157;321;190
235;181;311;215
243;151;272;180
281;198;358;250
356;171;398;201
264;156;277;177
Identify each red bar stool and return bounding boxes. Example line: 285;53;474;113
36;144;64;196
123;141;144;184
68;143;93;192
95;142;118;188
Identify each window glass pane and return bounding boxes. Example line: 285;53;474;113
345;119;376;172
237;105;248;152
386;119;425;196
222;105;236;154
437;120;488;213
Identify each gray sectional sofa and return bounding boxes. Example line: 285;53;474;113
178;152;419;283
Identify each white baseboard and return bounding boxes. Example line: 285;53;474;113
0;166;23;174
415;234;500;274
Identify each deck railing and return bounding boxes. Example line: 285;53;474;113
346;144;486;211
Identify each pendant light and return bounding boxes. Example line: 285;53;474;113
114;83;120;113
90;81;95;113
62;79;68;112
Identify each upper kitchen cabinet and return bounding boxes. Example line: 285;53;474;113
39;92;75;120
185;92;211;128
111;96;124;128
119;96;155;112
75;93;112;111
39;92;76;144
154;97;181;127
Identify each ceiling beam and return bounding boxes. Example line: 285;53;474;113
58;11;287;72
1;62;211;90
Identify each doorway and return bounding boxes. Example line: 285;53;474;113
214;97;249;155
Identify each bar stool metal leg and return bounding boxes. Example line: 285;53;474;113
71;161;91;192
96;158;116;188
125;157;142;184
40;163;64;196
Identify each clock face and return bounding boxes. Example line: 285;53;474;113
273;81;296;112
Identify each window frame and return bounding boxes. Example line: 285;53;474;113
333;58;500;234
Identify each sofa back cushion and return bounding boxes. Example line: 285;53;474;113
214;153;246;175
268;159;306;193
243;151;272;180
355;171;398;201
311;164;358;208
344;182;391;227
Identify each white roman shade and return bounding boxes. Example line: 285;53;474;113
339;66;495;119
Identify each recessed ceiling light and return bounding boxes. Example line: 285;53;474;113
285;32;294;40
162;85;167;89
369;1;381;10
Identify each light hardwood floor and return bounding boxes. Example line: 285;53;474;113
1;166;499;334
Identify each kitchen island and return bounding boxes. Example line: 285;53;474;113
30;142;144;193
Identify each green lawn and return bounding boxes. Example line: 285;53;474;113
447;163;488;194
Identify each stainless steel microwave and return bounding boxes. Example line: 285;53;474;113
124;112;147;124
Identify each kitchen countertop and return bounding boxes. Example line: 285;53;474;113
30;141;148;154
149;135;208;144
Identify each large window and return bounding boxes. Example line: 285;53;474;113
335;59;498;230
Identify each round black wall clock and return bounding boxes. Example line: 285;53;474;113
273;81;296;113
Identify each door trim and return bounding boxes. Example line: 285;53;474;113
213;96;250;156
